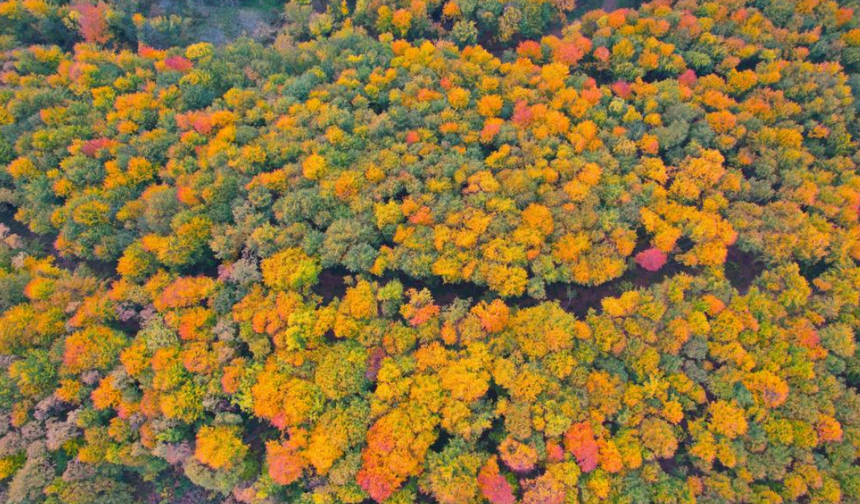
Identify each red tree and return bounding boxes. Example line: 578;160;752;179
73;2;110;45
635;248;668;272
477;457;515;504
564;421;600;472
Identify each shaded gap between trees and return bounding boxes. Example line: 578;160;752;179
0;203;118;278
5;202;768;319
313;244;769;319
316;261;696;318
724;246;766;295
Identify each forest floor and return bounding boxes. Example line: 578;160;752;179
147;0;644;47
0;204;117;277
573;0;643;18
150;0;282;45
312;246;764;319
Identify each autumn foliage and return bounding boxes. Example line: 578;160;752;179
1;0;860;503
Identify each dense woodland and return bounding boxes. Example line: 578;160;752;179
2;0;860;503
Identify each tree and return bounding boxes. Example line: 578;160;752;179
420;439;483;504
635;248;668;272
63;326;126;375
261;248;321;291
194;425;248;470
477;456;515;504
564;421;600;472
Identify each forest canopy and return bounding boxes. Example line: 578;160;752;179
2;0;860;503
